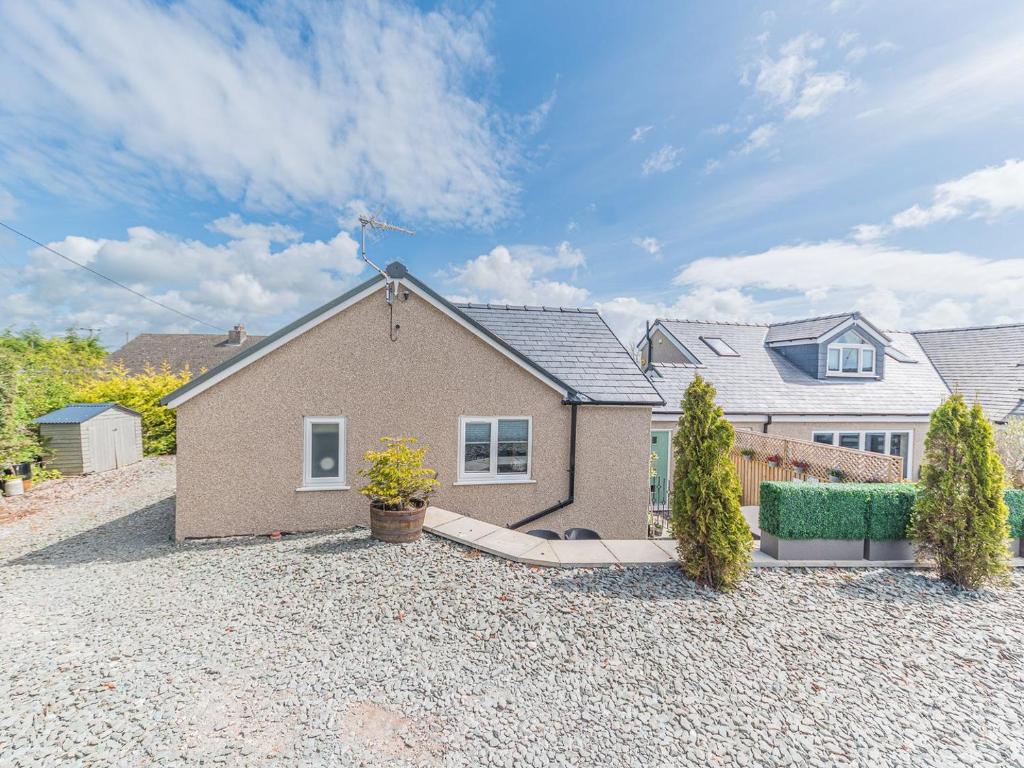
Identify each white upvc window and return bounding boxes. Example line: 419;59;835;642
300;417;348;490
457;416;534;485
826;330;876;376
812;429;913;479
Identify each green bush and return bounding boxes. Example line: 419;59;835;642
759;482;868;540
760;481;1023;543
866;484;919;541
910;394;1010;588
1007;489;1024;539
670;374;751;591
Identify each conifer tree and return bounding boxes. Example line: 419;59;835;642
671;374;751;590
910;393;1010;588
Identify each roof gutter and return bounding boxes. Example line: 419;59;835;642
508;403;577;530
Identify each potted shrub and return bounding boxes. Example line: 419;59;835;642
765;454;782;468
827;467;844;483
2;472;23;497
359;437;439;543
739;448;755;462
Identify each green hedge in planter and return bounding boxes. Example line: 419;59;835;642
1007;489;1024;539
759;482;868;540
865;484;919;541
760;482;1024;541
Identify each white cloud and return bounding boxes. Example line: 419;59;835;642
449;242;589;307
631;125;653;142
208;214;302;243
1;216;364;345
754;33;824;105
521;90;558;135
642;145;683;175
673;239;1024;329
740;123;777;154
891;158;1024;230
0;1;517;226
787;72;853;119
850;223;885;242
632;237;662;257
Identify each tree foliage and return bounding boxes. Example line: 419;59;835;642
994;419;1024;489
74;363;192;455
0;329;107;466
909;394;1010;588
671;374;751;591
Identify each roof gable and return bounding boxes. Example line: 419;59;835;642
163;263;662;408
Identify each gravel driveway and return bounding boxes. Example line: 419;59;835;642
2;458;1023;767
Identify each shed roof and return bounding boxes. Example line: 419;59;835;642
913;323;1024;422
34;402;140;425
648;321;948;415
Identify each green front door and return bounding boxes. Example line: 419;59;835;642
650;430;671;507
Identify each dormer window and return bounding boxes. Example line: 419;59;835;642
826;330;875;376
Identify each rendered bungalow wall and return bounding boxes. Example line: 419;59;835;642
174;286;652;540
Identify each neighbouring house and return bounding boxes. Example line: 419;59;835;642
34;403;143;475
162;262;662;541
913;323;1024;424
638;312;951;489
109;324;265;374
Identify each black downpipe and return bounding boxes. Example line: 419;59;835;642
507;403;577;529
763;414;772;434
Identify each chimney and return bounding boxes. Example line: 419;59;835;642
227;324;247;345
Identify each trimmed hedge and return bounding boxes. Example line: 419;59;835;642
760;482;1024;541
1008;489;1024;539
759;483;868;540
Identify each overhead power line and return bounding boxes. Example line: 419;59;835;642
0;220;223;332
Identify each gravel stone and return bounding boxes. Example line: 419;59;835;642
1;457;1023;767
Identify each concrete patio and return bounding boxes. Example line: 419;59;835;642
424;507;1024;570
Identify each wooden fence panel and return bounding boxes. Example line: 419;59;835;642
731;455;794;506
733;430;903;483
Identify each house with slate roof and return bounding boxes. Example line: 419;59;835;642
638;312;952;481
913;323;1024;424
162;262;662;541
110;325;266;374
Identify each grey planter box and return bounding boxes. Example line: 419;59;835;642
865;539;914;561
760;532;863;561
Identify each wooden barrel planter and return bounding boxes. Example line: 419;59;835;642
370;502;426;543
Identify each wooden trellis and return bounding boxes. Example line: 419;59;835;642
732;430;903;484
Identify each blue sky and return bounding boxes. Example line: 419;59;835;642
1;0;1023;349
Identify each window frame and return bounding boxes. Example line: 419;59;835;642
826;341;877;376
456;416;534;485
300;416;348;491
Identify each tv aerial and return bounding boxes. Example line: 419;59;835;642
358;214;415;341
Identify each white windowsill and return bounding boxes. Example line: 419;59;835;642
296;484;351;492
453;477;536;486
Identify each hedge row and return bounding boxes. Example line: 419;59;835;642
760;482;1024;541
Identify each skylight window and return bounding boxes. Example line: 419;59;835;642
700;337;739;357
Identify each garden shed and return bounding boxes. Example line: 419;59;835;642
33;403;143;475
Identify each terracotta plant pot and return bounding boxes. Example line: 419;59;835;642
370;502;425;543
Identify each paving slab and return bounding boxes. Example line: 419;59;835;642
518;541;561;566
474;528;554;559
548;539;617;567
423;506;462;528
603;539;676;564
432;516;504;544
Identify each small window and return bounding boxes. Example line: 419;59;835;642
303;417;346;488
835;329;869;344
701;337;739;356
459;417;532;483
838;433;861;450
865;432;886;453
862;348;875;372
827;348;840;371
813;433;835;445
